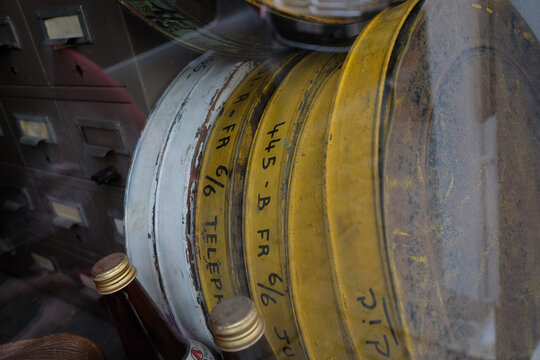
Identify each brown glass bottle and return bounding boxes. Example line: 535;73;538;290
209;296;275;360
91;252;216;360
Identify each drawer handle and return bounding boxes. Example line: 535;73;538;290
91;166;121;185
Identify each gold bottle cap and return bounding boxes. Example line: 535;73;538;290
91;252;137;295
209;296;266;352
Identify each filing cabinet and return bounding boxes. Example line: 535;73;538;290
31;169;121;255
0;0;193;286
57;99;145;187
0;163;124;273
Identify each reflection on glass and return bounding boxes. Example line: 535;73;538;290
114;0;540;359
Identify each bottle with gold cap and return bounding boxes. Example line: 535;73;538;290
209;296;275;360
91;252;217;360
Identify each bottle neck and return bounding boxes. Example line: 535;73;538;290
122;278;190;358
92;252;217;360
102;288;159;360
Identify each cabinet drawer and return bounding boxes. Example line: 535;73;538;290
32;171;115;255
1;97;83;177
0;0;48;85
57;100;144;186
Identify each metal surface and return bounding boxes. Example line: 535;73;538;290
285;57;345;359
125;54;257;347
126;55;218;335
243;51;343;359
209;296;266;352
91;252;137;295
328;0;540;358
381;0;540;358
193;52;303;313
325;1;418;358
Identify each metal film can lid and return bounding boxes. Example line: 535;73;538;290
209;296;266;352
91;252;137;295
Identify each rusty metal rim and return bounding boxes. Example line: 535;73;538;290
125;54;257;347
125;54;217;332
